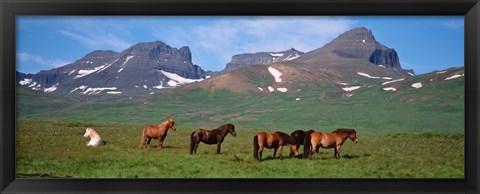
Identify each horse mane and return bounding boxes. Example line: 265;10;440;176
274;131;297;145
332;128;356;135
212;123;233;132
159;119;174;127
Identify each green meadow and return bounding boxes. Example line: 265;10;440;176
16;78;464;178
16;118;463;178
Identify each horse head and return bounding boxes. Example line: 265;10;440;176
167;119;177;131
228;124;236;137
350;129;358;143
83;128;92;138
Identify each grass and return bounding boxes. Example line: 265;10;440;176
16;77;464;135
17;119;464;178
15;73;464;178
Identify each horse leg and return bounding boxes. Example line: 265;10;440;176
146;137;152;149
140;134;147;149
258;147;264;161
158;140;163;150
194;143;200;154
216;143;222;154
278;146;284;160
335;145;342;159
273;148;278;159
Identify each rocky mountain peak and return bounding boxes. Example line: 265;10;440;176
328;27;402;70
224;48;304;71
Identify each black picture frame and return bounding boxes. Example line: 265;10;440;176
1;0;479;193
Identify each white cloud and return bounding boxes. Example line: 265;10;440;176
58;18;132;51
17;53;70;72
152;16;357;71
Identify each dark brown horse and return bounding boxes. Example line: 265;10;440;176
289;130;315;157
253;131;299;161
304;128;358;159
140;119;176;149
190;123;236;154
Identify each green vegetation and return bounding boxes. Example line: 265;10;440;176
17;119;463;178
15;73;464;178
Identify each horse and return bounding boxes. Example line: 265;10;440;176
253;131;299;161
190;123;236;154
289;129;315;157
140;119;176;149
83;128;107;147
304;128;358;159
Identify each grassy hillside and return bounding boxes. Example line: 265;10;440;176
16;74;464;134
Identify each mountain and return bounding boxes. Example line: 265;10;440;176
17;41;208;96
224;48;304;71
296;27;414;77
183;27;416;95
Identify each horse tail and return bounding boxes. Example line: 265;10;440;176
253;135;259;160
303;133;311;158
190;131;196;155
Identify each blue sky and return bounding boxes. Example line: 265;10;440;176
17;16;464;75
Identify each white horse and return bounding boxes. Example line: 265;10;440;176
83;128;107;147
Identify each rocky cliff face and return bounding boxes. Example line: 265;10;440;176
330;27;402;69
224;48;304;71
17;41;208;96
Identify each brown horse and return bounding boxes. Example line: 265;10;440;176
190;124;236;154
140;119;177;149
289;129;315;157
304;128;358;159
253;131;299;161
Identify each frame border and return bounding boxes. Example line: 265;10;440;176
1;0;479;193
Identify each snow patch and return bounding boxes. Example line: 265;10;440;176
118;55;134;72
362;39;366;43
436;71;447;74
342;86;361;92
357;72;391;80
337;82;349;86
75;65;107;79
19;78;33;85
143;85;147;89
161;70;203;86
28;82;38;88
411;82;422;89
277;88;288;92
82;87;117;95
267;86;274;92
107;91;122;94
382;78;405;85
68;70;76;75
445;74;463;80
269;53;284;57
154;82;167;89
284;53;301;61
357;72;380;79
97;58;119;73
258;87;264;92
378;65;386;68
382;87;397;91
43;83;59;93
268;67;282;82
296;97;301;101
407;72;415;76
69;85;87;94
167;80;178;87
206;75;211;79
